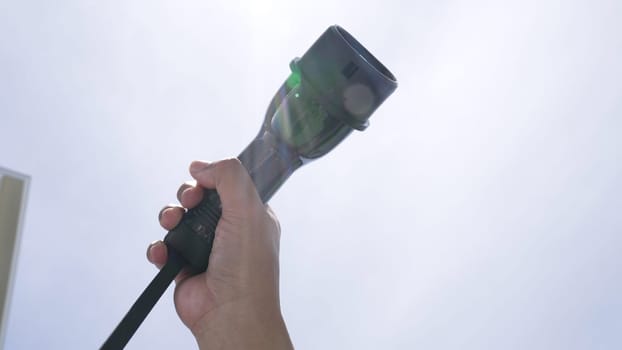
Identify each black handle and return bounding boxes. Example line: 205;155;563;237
163;189;222;272
164;127;302;273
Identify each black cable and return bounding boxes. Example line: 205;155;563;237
101;249;186;349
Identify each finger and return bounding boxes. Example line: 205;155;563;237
146;241;195;284
176;181;196;202
146;240;167;269
159;205;185;230
189;159;260;210
178;184;204;209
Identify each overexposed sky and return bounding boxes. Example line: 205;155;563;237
1;0;621;349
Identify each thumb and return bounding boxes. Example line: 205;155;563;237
189;159;261;211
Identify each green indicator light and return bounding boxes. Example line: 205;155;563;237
286;71;301;89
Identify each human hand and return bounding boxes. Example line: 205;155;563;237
147;159;293;349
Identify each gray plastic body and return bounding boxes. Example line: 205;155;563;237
165;25;397;272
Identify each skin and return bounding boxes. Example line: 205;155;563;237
146;159;294;349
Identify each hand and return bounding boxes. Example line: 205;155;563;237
147;159;293;349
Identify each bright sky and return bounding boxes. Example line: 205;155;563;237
2;0;621;349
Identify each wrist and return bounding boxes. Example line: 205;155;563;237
193;298;293;350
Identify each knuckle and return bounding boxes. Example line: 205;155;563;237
217;158;244;177
265;206;281;232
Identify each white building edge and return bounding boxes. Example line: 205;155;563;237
0;167;29;350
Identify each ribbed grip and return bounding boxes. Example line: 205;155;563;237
163;189;222;272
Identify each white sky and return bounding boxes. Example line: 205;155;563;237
1;0;621;349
